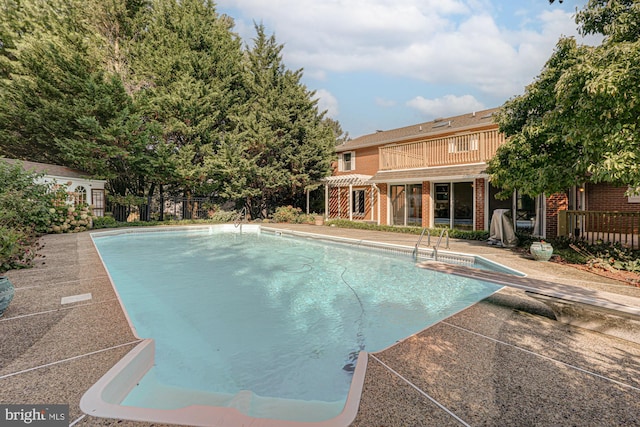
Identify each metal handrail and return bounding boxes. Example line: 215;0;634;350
432;228;449;261
413;227;450;260
413;228;431;259
233;207;247;228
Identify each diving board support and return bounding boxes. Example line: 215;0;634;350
417;261;640;343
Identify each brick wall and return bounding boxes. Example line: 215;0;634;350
546;193;568;237
586;183;640;212
378;183;388;225
422;182;430;228
336;146;379;176
475;178;485;231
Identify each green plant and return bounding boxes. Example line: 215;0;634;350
92;215;119;229
46;203;94;233
271;206;315;224
0;226;39;273
554;240;640;274
324;219;490;241
208;209;237;223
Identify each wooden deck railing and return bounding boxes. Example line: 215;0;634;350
558;210;640;249
379;129;505;170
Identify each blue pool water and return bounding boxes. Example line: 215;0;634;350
93;227;502;421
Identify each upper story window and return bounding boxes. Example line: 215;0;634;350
448;135;479;153
339;152;355;171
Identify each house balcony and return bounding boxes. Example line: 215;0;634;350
378;129;505;171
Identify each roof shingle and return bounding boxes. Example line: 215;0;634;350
337;107;500;152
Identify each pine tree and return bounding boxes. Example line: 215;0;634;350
130;0;245;198
213;24;334;218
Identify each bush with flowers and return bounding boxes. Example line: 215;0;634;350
0;161;95;272
46;203;94;234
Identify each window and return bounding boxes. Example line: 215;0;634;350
92;189;105;217
352;189;365;215
74;186;87;205
448;135;479;153
339;152;355;171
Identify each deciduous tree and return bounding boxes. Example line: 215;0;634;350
488;0;640;198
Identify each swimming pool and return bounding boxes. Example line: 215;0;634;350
82;225;509;426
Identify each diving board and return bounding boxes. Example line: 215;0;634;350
417;260;640;343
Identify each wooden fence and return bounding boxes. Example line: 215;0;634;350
558;210;640;249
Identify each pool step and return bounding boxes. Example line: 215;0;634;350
228;390;253;413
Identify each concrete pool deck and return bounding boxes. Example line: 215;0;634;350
1;224;639;426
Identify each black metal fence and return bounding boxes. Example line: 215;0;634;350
108;196;215;222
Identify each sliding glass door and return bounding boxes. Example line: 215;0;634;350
390;184;422;226
434;182;474;230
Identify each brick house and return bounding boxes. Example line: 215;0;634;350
323;108;640;240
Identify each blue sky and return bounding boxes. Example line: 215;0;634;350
217;0;596;138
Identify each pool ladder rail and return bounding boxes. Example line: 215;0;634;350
233;207;247;229
413;228;449;261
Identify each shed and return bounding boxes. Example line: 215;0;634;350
1;158;107;217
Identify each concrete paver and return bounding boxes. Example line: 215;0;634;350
1;224;639;427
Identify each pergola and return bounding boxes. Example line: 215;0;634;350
320;174;378;222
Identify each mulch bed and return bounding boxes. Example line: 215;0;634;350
510;245;640;288
551;255;640;288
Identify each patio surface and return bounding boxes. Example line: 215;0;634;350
1;224;640;426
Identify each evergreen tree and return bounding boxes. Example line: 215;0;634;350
0;0;131;175
212;24;334;218
130;0;245;198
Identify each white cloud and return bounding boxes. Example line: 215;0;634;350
375;97;397;107
220;0;587;100
314;89;339;118
406;94;485;118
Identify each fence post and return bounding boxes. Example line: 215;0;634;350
557;210;568;237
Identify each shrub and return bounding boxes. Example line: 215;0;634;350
208;209;237;223
271;206;315;224
324;219;490;241
555;240;640;274
92;215;119;229
0;161;97;272
0;225;40;273
46;203;94;233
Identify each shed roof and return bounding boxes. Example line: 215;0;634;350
337;107;500;153
1;158;101;180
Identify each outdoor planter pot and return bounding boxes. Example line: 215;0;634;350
0;275;14;317
530;241;553;262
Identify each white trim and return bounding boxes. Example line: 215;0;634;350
375;174;489;185
338;151;356;172
377;162;487;173
484;178;490;231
